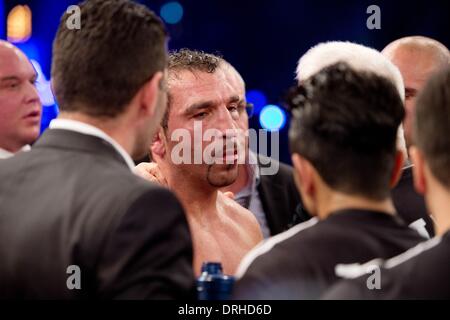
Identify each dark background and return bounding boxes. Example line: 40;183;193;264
1;0;449;164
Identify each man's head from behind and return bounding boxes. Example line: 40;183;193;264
297;41;407;159
288;63;405;216
382;36;450;148
410;67;450;235
51;0;168;159
152;49;247;189
0;41;41;153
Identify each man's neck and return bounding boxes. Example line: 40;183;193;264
166;172;219;219
58;112;134;156
0;140;25;154
427;187;450;236
317;192;396;220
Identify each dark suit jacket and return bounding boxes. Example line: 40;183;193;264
0;129;195;300
257;156;308;235
392;166;435;237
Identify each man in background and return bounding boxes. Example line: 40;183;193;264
0;40;41;159
382;36;450;237
382;36;449;150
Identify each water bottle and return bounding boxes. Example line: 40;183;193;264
197;262;235;300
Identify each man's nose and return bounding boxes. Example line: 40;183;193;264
215;106;237;134
24;81;41;106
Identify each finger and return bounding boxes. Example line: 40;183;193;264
223;191;235;200
134;163;159;181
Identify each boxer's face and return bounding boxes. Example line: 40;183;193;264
161;66;247;188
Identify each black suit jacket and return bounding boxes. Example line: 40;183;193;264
257;156;308;235
0;129;195;299
392;166;435;237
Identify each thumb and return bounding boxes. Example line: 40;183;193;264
223;191;235;200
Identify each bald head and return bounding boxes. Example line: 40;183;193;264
382;36;450;148
0;40;41;154
383;36;449;67
0;40;30;64
0;40;19;51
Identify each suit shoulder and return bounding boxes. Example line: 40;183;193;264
95;170;181;215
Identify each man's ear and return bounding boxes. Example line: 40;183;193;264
151;127;166;161
389;150;405;188
140;71;164;117
410;146;427;195
292;153;315;197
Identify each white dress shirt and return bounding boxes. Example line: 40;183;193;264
235;151;271;238
0;145;31;160
49;119;135;171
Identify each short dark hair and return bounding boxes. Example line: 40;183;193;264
161;49;223;129
168;48;222;76
287;62;405;200
52;0;167;117
414;66;450;188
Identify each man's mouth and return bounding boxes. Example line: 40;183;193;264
23;110;41;121
222;148;238;163
209;146;238;163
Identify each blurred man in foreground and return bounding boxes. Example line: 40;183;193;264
296;40;433;237
232;63;425;300
0;0;194;299
324;67;450;299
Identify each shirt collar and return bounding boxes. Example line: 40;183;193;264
236;151;261;199
49;119;135;171
248;150;261;185
0;145;31;159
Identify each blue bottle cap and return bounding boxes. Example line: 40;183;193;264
201;262;223;274
197;262;235;300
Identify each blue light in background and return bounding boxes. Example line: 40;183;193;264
15;41;40;61
30;60;55;106
40;103;59;133
259;105;286;132
160;2;184;25
30;59;59;133
0;1;4;39
246;89;267;114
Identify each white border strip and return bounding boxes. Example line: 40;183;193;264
384;235;442;269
